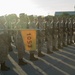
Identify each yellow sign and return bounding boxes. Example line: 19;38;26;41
21;30;36;51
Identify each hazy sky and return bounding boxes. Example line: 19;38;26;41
0;0;75;16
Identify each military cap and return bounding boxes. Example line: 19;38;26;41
19;13;25;18
45;16;49;21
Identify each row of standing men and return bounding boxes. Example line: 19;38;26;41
0;13;75;71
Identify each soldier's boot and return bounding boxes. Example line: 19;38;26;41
18;58;27;65
1;62;10;71
67;41;70;45
30;53;38;61
63;43;67;47
70;37;73;44
47;48;53;54
9;45;13;52
52;46;58;51
67;42;71;45
67;41;69;45
38;51;45;57
69;41;72;45
74;40;75;43
45;38;47;42
58;45;62;49
70;41;73;44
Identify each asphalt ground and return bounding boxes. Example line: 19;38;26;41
0;43;75;75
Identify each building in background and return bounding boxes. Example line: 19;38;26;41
55;11;75;16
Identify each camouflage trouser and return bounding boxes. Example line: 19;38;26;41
70;31;73;43
8;30;14;51
0;35;9;63
73;32;75;43
0;48;8;63
15;39;25;59
47;35;52;51
62;33;67;45
67;32;71;44
14;32;25;59
67;30;73;44
37;37;44;52
60;33;64;46
58;33;63;47
52;34;58;49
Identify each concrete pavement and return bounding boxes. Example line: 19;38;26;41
0;44;75;75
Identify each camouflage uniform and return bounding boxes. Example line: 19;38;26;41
5;15;17;51
9;18;19;48
0;17;9;63
52;17;58;50
14;13;28;59
62;18;67;46
28;15;36;53
45;16;53;54
27;16;38;60
70;18;73;44
36;16;45;57
37;19;44;50
13;13;28;65
73;18;75;43
14;21;27;59
28;15;36;29
56;18;60;49
57;18;63;49
65;18;69;46
60;18;65;47
67;18;72;45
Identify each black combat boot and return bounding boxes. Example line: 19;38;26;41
58;45;62;49
9;45;13;52
70;41;73;44
1;62;10;71
67;41;70;45
52;46;58;51
47;48;53;54
38;51;45;57
68;41;71;45
18;58;27;65
63;43;67;47
30;53;38;61
74;40;75;43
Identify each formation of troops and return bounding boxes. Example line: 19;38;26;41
0;13;75;71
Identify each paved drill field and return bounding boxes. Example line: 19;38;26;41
0;44;75;75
